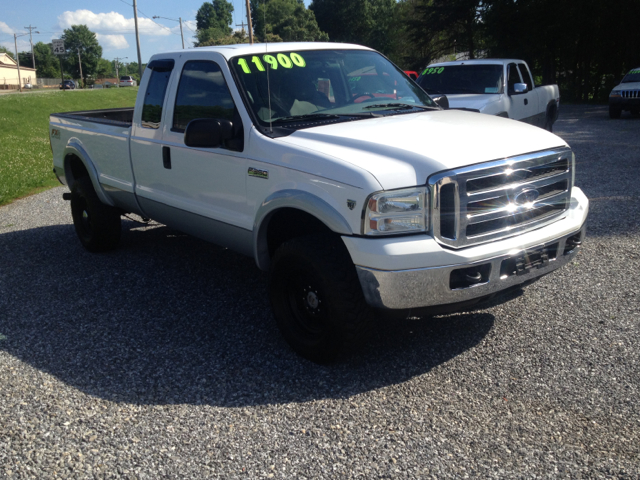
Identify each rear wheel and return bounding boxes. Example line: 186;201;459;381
70;176;121;252
609;104;622;119
269;234;372;363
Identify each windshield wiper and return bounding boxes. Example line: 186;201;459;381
274;113;342;123
363;103;437;111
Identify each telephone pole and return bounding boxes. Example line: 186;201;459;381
245;0;254;44
77;48;84;87
132;0;143;80
24;25;38;69
113;56;127;86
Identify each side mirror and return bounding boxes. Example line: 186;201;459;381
431;94;449;110
512;83;528;94
184;118;233;148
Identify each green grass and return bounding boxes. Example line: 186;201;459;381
0;88;138;206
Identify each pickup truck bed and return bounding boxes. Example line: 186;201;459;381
52;108;134;126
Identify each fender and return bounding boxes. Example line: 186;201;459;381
253;189;352;271
63;141;115;207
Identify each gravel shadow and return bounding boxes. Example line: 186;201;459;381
0;220;495;407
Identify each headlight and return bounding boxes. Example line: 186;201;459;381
609;90;621;97
363;186;428;235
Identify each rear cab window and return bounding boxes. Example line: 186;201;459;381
140;59;174;129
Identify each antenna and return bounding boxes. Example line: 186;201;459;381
264;1;272;133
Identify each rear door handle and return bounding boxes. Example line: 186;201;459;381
162;146;171;169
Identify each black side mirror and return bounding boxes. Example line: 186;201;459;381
184;118;233;148
431;94;449;110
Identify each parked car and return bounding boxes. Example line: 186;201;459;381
119;75;137;87
609;67;640;118
49;43;588;362
417;59;560;131
60;80;76;90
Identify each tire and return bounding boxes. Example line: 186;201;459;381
544;108;555;132
631;108;639;116
70;176;121;252
269;234;372;363
609;104;622;119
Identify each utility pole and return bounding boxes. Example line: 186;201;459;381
114;56;127;87
132;0;143;80
245;0;254;44
77;48;84;88
153;16;185;49
14;34;23;92
24;25;38;69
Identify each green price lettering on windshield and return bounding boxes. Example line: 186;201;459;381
630;69;640;74
238;53;307;74
422;67;445;75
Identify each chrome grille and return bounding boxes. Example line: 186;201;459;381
621;90;640;98
429;148;573;248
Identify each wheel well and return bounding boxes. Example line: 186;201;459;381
265;208;336;259
65;154;89;187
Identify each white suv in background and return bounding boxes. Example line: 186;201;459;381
119;75;137;87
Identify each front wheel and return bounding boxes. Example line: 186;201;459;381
609;104;622;119
70;176;121;252
269;234;372;363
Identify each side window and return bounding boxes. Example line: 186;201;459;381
518;63;534;91
507;63;521;92
173;61;236;132
141;60;174;129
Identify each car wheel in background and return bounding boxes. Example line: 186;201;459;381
609;105;622;119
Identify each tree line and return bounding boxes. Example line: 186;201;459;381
4;0;635;98
195;0;640;102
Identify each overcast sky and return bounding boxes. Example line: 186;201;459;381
1;0;312;65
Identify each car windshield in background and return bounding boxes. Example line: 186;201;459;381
621;68;640;83
417;65;504;95
230;49;437;127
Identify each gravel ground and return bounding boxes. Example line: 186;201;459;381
1;105;638;479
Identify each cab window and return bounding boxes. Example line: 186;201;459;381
141;60;174;129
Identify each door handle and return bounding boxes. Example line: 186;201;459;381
162;146;171;169
524;98;529;106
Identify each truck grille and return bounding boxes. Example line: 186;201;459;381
620;90;640;98
429;148;573;248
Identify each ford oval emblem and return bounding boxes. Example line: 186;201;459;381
514;188;540;205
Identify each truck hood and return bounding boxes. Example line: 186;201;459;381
444;94;502;112
281;110;566;190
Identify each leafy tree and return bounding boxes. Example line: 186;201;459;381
33;42;61;78
61;24;103;82
195;0;234;46
0;46;15;60
95;58;113;78
253;0;328;43
197;29;250;47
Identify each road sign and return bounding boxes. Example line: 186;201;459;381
52;39;65;55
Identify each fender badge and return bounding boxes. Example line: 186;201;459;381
248;167;268;179
347;199;356;210
51;128;60;139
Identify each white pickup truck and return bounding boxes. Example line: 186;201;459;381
50;43;588;362
417;59;560;131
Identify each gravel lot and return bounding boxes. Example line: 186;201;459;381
1;105;638;479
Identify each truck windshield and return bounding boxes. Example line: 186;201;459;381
230;49;436;127
417;65;504;95
621;68;640;83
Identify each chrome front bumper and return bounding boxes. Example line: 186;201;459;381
356;223;586;310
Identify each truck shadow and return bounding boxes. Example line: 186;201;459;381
0;220;496;407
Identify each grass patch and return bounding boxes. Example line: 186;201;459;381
0;88;138;206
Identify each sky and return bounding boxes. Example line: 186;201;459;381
1;0;313;67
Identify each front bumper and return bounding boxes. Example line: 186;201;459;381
609;96;640;109
345;187;588;310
